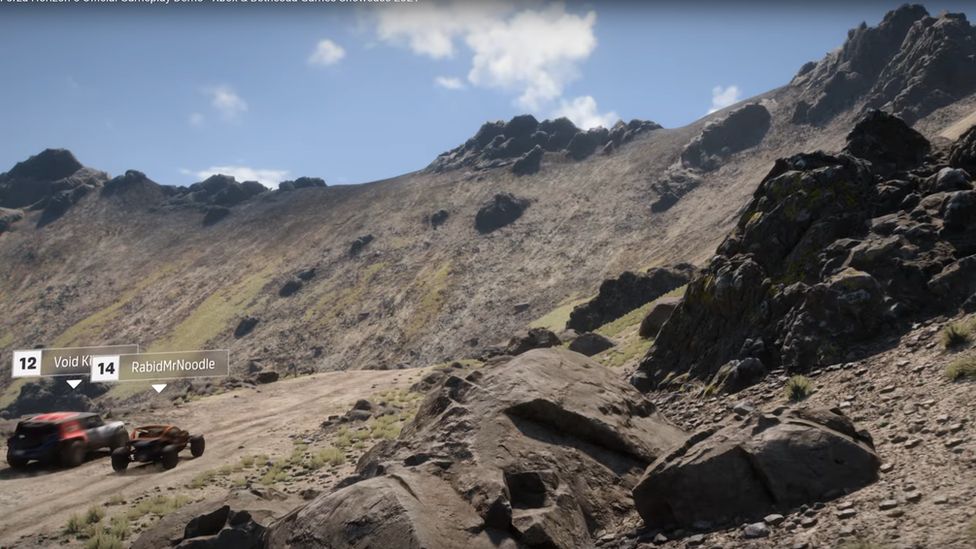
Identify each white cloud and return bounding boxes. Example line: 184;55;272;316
207;86;248;121
188;112;205;127
374;2;509;59
189;166;289;188
552;95;617;130
308;39;346;66
434;76;465;90
373;2;598;110
708;85;742;114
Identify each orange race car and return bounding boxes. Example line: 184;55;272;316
111;425;205;472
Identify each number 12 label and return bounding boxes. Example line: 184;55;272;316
90;355;121;382
12;350;42;378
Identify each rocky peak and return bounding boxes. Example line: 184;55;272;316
791;5;976;125
4;148;83;182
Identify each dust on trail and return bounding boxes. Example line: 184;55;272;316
0;367;422;545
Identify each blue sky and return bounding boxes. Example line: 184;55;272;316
0;1;973;186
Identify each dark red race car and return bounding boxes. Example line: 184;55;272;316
6;412;128;469
111;425;205;472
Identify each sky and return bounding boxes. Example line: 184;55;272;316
0;0;973;187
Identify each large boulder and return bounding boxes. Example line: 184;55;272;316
633;407;879;530
567;332;615;356
0;149;107;224
3;377;110;417
638;296;682;338
843;109;930;172
567;266;693;333
474;193;529;234
504;327;561;356
681;104;771;171
272;349;686;548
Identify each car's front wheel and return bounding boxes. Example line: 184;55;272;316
6;453;28;469
189;435;205;458
60;440;85;468
111;448;130;473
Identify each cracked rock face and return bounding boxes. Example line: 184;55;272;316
272;348;686;548
633;407;879;530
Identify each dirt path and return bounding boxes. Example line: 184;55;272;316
0;368;423;546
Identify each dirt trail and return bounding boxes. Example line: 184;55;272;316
0;368;422;546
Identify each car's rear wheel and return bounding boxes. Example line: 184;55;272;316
109;431;129;451
6;453;28;469
111;448;130;473
60;440;85;468
189;435;205;458
160;445;179;470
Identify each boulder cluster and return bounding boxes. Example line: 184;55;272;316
791;5;976;125
634;110;976;392
428;114;661;175
271;349;686;548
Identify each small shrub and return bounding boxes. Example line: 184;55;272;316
64;514;85;535
85;506;105;524
85;531;124;549
946;355;976;381
941;323;971;348
785;375;814;402
106;494;125;506
108;515;129;540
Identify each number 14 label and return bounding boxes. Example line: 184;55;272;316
90;355;120;382
12;350;42;378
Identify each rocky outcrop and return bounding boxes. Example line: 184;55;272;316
681;104;772;171
633;111;975;392
277;176;326;191
633;407;879;530
791;6;976;125
270;349;686;548
650;168;702;213
949;125;976;174
349;234;374;256
172;174;267;208
426;209;449;229
0;207;23;234
567;266;693;333
429;115;661;173
2;377;110;417
234;316;259;338
0;149;108;227
474;193;529;234
202;206;230;226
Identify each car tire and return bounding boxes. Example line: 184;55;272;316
111;448;130;473
189;435;205;458
6;453;28;469
60;440;85;468
160;445;179;470
109;431;129;451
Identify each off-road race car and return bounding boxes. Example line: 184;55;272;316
111;425;205;472
6;412;128;469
